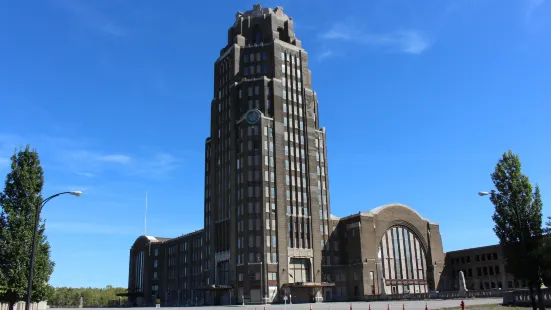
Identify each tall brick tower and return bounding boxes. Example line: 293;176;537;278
204;4;331;303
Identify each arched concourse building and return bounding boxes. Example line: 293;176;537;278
124;203;445;306
326;203;445;299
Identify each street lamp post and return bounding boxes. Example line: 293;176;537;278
478;191;525;240
25;191;82;310
250;254;265;304
478;190;528;279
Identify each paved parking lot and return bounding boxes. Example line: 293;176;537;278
56;298;502;310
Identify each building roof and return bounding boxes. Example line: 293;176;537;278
367;203;428;221
143;235;171;242
332;203;437;225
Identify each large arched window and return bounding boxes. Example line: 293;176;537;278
377;226;428;294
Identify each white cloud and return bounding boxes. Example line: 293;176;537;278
131;152;181;180
54;0;127;37
47;221;138;235
317;49;335;61
320;22;431;55
97;154;132;164
0;133;181;179
75;171;96;178
527;0;546;18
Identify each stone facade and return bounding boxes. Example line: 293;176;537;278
440;244;530;292
123;4;525;307
126;203;449;305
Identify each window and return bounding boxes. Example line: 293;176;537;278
244;67;249;75
283;90;287;99
286;190;291;200
244;55;249;63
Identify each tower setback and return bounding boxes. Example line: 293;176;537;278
204;3;332;304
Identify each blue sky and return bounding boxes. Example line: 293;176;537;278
0;0;550;288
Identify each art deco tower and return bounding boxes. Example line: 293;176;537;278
203;4;331;303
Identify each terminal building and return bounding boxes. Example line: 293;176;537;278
123;4;526;306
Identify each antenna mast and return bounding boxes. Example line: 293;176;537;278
144;191;148;236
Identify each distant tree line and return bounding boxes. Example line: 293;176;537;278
48;286;127;308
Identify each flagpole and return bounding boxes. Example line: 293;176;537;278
144;191;148;236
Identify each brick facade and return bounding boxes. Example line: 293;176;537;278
123;4;521;307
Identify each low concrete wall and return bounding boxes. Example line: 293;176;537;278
502;288;551;307
365;293;429;301
0;302;48;310
363;289;503;302
437;289;504;299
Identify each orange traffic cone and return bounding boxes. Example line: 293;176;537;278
349;303;352;310
310;305;312;310
369;305;371;310
388;304;390;310
403;304;405;310
425;303;429;310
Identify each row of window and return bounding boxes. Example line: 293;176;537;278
237;271;278;282
457;265;501;278
449;252;499;265
235;252;279;265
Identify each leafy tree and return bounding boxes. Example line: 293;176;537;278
0;146;55;310
542;216;551;287
489;150;545;310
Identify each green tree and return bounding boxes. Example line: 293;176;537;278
542;216;551;286
0;146;55;310
489;150;545;310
